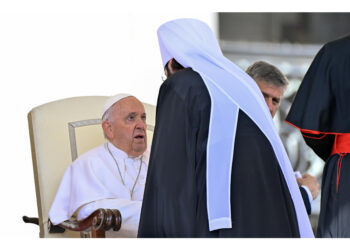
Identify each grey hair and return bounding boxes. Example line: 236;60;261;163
102;104;116;122
102;103;118;139
246;61;289;89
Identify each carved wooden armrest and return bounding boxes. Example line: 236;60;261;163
48;208;122;238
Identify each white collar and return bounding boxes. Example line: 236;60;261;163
106;141;149;163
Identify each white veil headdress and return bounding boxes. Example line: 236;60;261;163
157;18;313;237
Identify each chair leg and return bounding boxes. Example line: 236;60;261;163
91;228;106;238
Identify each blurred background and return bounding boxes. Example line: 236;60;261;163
218;13;350;232
1;5;350;239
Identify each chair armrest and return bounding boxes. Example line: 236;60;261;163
48;208;122;237
23;216;39;225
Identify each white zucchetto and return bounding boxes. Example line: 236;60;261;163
101;93;133;118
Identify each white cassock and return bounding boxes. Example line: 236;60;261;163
49;141;149;237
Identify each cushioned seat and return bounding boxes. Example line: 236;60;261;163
27;96;155;237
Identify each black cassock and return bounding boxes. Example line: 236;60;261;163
286;35;350;238
138;68;300;237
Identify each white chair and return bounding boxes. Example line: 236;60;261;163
24;96;155;238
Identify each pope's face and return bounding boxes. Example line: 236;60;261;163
105;97;147;157
256;80;285;118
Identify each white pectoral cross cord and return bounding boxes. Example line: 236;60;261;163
106;143;143;199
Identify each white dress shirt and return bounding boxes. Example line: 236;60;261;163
294;171;313;212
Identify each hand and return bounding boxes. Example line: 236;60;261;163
296;174;319;200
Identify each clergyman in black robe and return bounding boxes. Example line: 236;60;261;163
286;34;350;238
138;18;313;238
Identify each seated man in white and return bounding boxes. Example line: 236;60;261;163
49;94;149;237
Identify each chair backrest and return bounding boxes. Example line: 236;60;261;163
28;96;155;238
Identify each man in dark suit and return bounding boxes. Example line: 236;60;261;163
246;61;320;215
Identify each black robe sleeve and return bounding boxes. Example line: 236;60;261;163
286;35;350;134
301;132;335;162
300;187;311;215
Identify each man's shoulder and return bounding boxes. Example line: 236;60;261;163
72;143;107;166
170;68;204;88
165;68;209;102
166;68;206;93
326;34;350;50
322;35;350;60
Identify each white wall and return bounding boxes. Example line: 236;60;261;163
0;7;217;239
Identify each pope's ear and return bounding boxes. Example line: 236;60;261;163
102;120;113;140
